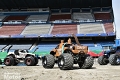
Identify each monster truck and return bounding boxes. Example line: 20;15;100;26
42;34;94;70
4;46;39;66
98;44;120;65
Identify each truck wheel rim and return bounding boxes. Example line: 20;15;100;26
26;59;31;65
5;59;10;64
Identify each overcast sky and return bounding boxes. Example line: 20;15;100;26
112;0;120;39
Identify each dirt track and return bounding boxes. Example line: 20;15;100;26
0;59;120;80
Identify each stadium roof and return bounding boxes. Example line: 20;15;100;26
0;0;112;9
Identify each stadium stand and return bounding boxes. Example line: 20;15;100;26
103;23;114;33
96;41;115;46
79;40;95;47
21;24;51;35
0;24;26;35
30;40;59;55
72;13;95;22
50;13;71;21
0;0;116;59
51;24;77;34
34;43;57;56
26;14;49;22
94;12;111;20
3;15;28;21
78;23;104;34
9;39;35;50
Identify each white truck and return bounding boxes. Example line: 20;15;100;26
4;46;39;66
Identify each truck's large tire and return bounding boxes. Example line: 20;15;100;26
58;53;73;70
98;56;109;65
42;54;55;68
109;54;120;65
13;58;19;66
4;56;14;66
79;56;94;69
24;56;35;66
34;57;38;66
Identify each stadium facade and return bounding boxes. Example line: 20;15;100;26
0;0;119;60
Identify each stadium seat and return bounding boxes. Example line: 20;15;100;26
51;24;77;35
103;23;114;33
33;42;58;56
27;14;49;22
94;13;111;20
21;24;51;35
73;13;95;22
0;24;26;36
8;39;35;50
50;13;71;21
3;15;28;22
78;23;104;34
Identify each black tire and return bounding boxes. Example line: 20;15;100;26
34;57;38;66
58;53;73;70
42;54;55;69
24;56;35;66
13;58;19;66
79;56;94;69
109;54;120;65
98;56;109;65
4;56;14;66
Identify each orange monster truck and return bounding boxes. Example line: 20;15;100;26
42;34;94;70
